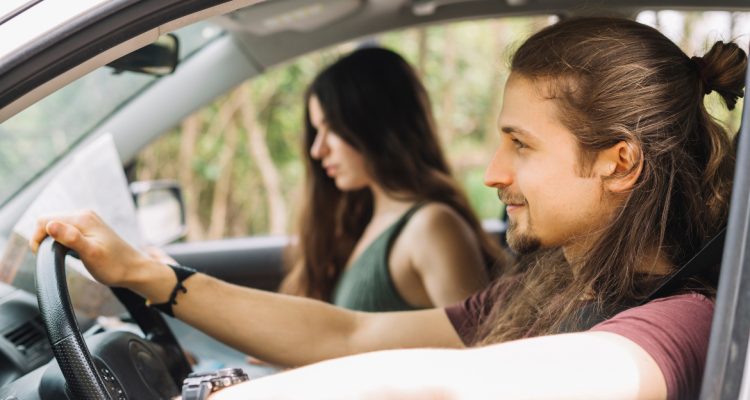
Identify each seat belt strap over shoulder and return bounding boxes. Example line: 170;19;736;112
551;227;726;333
642;227;727;304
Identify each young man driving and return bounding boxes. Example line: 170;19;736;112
31;17;745;399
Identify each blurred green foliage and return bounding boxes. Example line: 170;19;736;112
134;14;745;240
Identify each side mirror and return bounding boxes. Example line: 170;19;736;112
107;33;179;76
130;180;187;246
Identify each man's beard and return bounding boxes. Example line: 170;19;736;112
499;189;542;254
506;219;542;254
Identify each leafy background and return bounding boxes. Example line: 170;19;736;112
133;12;748;241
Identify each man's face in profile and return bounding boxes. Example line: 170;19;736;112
485;74;613;256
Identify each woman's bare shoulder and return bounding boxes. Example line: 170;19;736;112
399;202;478;254
407;202;473;236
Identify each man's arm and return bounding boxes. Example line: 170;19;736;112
167;272;463;366
30;210;464;367
213;331;668;399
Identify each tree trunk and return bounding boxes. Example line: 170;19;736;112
484;20;508;141
681;13;696;56
238;82;288;235
206;90;244;239
178;113;206;241
136;142;160;181
416;27;428;79
439;26;457;143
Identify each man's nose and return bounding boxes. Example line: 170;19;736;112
484;146;513;188
310;131;328;159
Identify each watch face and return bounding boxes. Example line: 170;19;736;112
214;368;246;378
211;368;250;389
182;368;250;399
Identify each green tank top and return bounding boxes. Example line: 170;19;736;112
332;203;426;312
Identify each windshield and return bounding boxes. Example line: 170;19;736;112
0;20;224;207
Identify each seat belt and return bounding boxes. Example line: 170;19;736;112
566;227;727;332
640;226;727;304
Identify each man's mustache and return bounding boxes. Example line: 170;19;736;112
497;189;526;205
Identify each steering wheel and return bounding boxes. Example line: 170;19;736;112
35;237;192;399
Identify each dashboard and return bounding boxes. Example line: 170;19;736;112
0;282;51;388
0;278;275;400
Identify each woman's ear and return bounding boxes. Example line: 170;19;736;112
596;141;642;193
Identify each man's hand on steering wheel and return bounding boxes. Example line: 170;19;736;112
30;210;174;303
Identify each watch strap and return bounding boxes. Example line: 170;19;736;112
182;380;212;400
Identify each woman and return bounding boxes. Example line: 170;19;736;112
279;47;504;310
31;17;746;399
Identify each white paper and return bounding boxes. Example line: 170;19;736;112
14;133;142;247
1;133;143;283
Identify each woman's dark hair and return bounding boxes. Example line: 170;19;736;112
280;47;504;300
476;17;746;344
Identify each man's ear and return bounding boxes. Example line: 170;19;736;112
596;141;642;193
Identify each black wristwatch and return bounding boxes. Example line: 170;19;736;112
181;368;249;400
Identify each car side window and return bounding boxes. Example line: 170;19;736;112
129;15;569;241
115;10;750;316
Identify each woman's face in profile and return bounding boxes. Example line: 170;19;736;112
308;95;372;191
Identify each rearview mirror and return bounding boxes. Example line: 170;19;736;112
130;180;187;246
107;33;179;76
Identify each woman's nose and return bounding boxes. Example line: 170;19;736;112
310;131;329;159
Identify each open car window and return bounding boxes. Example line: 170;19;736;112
133;11;750;242
132;15;558;240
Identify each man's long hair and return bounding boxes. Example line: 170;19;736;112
477;17;745;344
279;47;505;301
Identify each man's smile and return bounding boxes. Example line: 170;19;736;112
498;189;527;214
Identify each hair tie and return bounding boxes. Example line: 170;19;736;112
691;56;712;95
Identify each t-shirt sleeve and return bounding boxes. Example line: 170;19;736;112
590;293;714;400
445;279;512;345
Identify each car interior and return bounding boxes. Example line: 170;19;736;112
1;0;750;399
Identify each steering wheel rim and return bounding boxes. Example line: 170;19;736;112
35;237;191;399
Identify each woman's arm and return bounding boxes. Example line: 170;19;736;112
30;210;464;367
213;331;667;399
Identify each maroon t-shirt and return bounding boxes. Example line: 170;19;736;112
445;283;714;400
